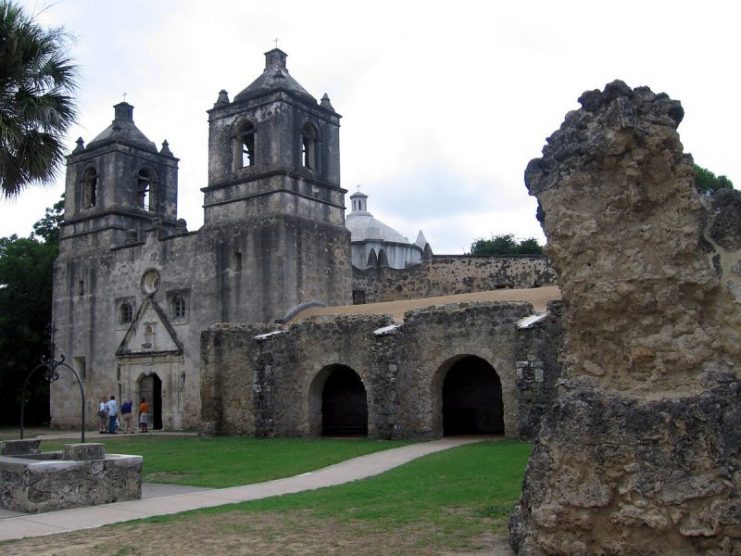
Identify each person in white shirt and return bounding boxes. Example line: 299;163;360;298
107;395;118;434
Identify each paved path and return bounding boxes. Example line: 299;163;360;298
0;437;481;542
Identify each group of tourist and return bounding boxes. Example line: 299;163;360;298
97;396;150;434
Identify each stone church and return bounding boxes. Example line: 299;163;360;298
51;48;560;437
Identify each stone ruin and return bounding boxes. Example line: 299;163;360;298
0;439;142;513
510;81;740;554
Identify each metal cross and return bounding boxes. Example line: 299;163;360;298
123;92;127;102
273;37;279;49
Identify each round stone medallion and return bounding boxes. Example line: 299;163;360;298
141;269;161;295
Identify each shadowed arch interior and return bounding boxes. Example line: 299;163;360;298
442;356;503;435
319;365;368;436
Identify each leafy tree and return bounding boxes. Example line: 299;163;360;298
32;193;64;243
0;195;62;425
0;1;77;197
694;164;734;195
470;233;544;256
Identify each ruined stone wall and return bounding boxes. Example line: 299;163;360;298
510;81;740;555
352;255;555;303
200;301;559;440
514;300;564;440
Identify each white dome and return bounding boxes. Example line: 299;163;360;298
346;189;410;244
346;212;409;244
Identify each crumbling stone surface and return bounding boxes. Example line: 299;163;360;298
524;80;739;396
511;81;740;554
511;378;740;554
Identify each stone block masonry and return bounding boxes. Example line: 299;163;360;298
353;255;555;303
0;441;142;513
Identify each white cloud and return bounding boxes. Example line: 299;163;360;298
5;0;739;252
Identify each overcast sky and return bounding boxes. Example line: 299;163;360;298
4;0;739;253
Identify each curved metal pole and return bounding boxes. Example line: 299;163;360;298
52;357;86;444
19;363;47;440
19;355;87;443
61;361;85;443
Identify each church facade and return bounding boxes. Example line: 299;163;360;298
52;49;351;430
51;49;560;435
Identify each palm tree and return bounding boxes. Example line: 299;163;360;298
0;1;77;197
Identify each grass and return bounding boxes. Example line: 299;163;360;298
40;436;411;488
204;439;528;523
138;440;530;543
1;439;531;554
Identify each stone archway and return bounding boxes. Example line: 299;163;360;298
439;355;503;435
309;365;368;436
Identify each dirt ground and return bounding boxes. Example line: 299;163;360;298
289;286;561;324
1;510;514;555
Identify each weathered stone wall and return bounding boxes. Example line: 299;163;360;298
514;300;564;440
352;255;555;303
510;81;740;554
200;301;561;440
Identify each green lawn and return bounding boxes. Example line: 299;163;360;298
41;436;411;488
4;439;531;553
216;439;529;524
132;439;531;551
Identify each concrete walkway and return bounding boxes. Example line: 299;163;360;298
0;437;481;542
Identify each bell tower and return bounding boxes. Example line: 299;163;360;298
203;48;343;226
61;102;179;253
203;48;351;320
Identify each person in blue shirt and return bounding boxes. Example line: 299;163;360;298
121;399;133;433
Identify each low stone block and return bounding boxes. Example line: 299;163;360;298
63;443;105;461
0;439;41;456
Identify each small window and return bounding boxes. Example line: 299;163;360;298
120;302;133;324
236;121;256;168
137;169;154;211
82;167;97;208
301;123;318;170
77;280;84;296
234;252;242;271
171;295;186;319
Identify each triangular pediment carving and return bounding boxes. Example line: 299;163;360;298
116;296;183;357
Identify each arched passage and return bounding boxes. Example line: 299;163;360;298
137;373;162;430
309;365;368;436
441;356;503;435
